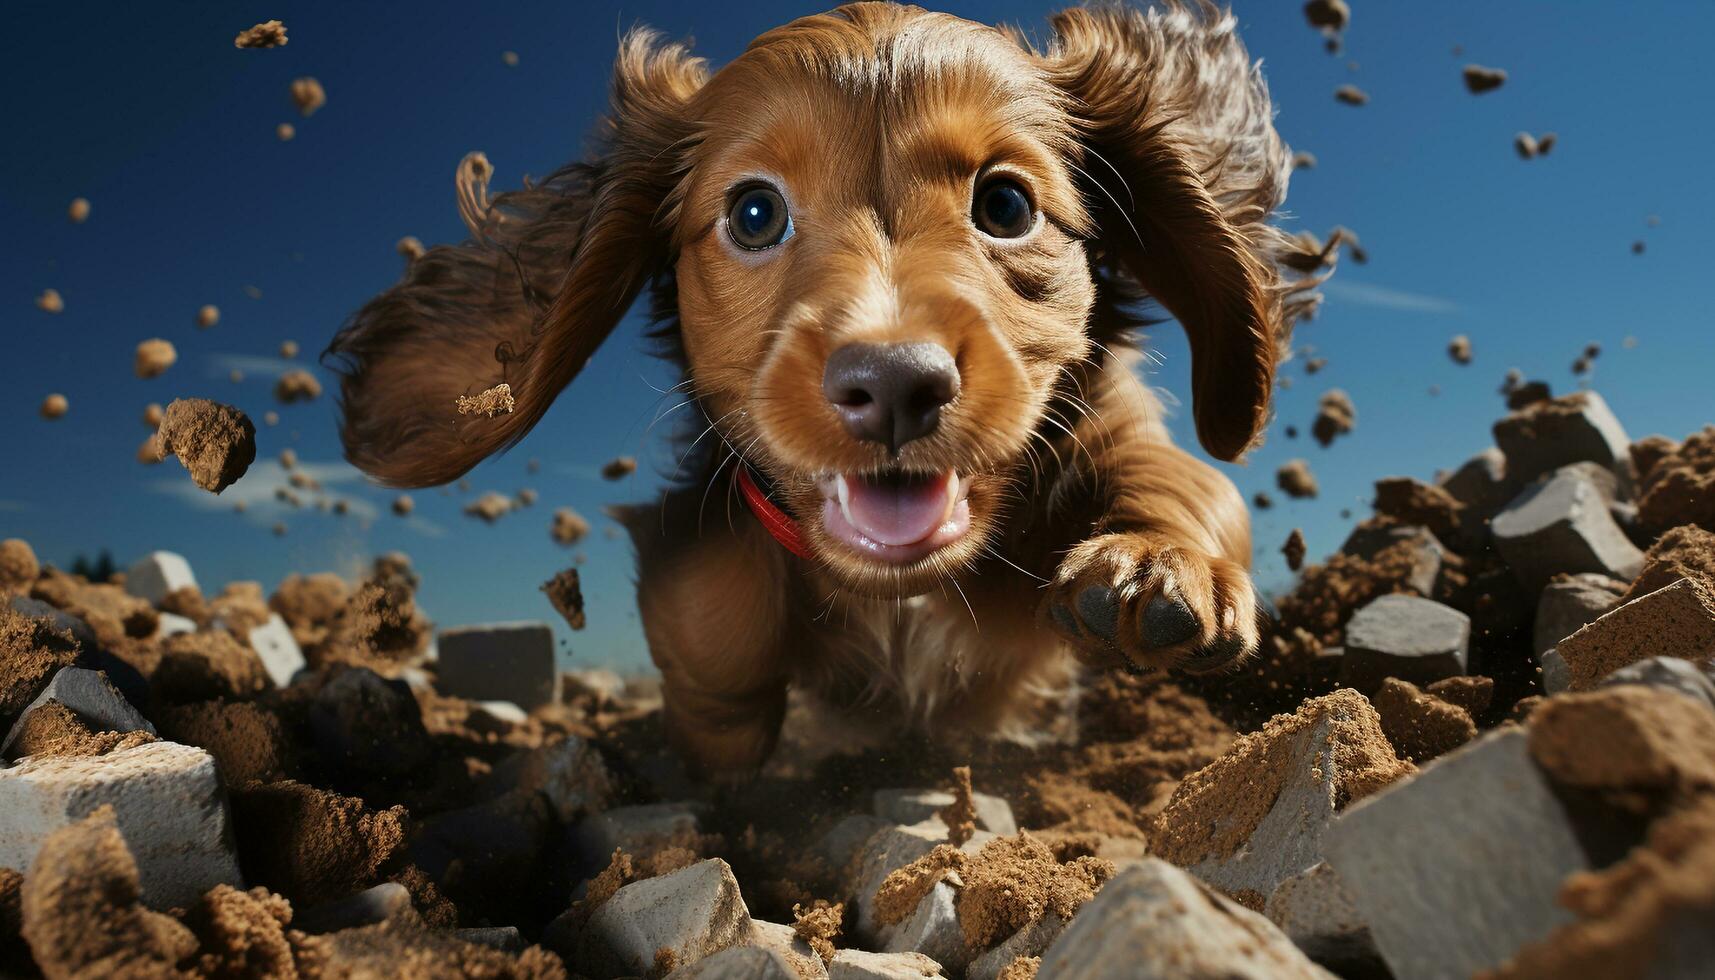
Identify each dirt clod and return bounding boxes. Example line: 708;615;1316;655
541;569;585;630
149;398;256;493
457;384;516;418
235;20;287;48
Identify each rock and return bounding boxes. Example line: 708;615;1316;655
1493;391;1631;486
1264;863;1382;977
157;612;197;638
7;594;99;652
1035;859;1334;979
1324;730;1592;980
967;913;1066;980
1620;524;1715;603
309;667;431;776
1338;525;1445;596
747;919;828;979
149;398;256;493
1371;678;1476;763
1598;655;1715;712
1152;690;1412;911
852;823;956;939
1540;648;1571;695
123;551;197;607
455;926;525;953
1339;595;1470;692
473;700;529;725
829;948;947;979
293;882;413;934
482;737;613;824
669;945;797;979
436;621;557;708
1492;467;1644;593
1533;573;1626;656
247;613;306;688
1;667;156;758
1557;578;1715;690
578;858;753;978
0;741;243;908
881;881;968;974
578;802;706;862
1438;447;1514;517
873;788;1017;836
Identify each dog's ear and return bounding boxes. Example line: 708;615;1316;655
1041;4;1323;462
325;30;706;487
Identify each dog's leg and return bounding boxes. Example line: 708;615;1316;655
625;491;793;781
1038;377;1260;674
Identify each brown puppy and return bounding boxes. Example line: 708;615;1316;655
327;2;1329;779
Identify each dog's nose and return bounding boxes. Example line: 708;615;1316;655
822;342;960;454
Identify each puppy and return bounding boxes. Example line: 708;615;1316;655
327;2;1328;779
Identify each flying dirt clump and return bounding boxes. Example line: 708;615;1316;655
1303;0;1349;33
396;236;425;265
464;493;513;523
133;339;177;379
67;198;90;223
234;20;287;48
0;538;39;596
1449;335;1474;364
456;384;515;418
1312;390;1357;448
1334;84;1368;106
275;369;322;403
601;456;638;480
196;304;220;328
541;568;585;630
392;495;414;517
1277;459;1319;499
147;398;257;493
1462;64;1508;94
276;123;295;142
290;76;325;115
36;289;64;314
279;340;299;359
552;507;590;545
1282;529;1307;571
1515;132;1558;160
39;394;67;420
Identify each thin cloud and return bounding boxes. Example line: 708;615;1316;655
1322;280;1461;315
204;353;307;380
147;459;444;538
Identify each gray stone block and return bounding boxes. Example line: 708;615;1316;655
853;821;992;941
1339;525;1445;596
669;945;796;979
1540;648;1571;695
829;948;947;979
1340;595;1470;692
967;913;1066;980
872;787;1017;836
2;666;156;758
580;858;753;978
454;926;524;953
881;881;970;974
436;621;557;708
1600;656;1715;712
1264;862;1382;976
1036;859;1334;979
1324;729;1589;980
747;919;828;979
124;550;197;606
294;882;412;934
0;741;243;909
1533;573;1626;656
247;613;305;689
818;814;891;881
1492;467;1644;593
1437;447;1514;517
1493;390;1631;486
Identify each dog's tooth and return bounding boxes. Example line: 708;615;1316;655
836;474;855;528
941;472;959;526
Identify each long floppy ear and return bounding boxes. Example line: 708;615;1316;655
324;30;706;487
1040;3;1325;462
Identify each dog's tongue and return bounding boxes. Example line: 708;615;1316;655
842;472;953;547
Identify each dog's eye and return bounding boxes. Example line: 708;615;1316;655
973;179;1035;239
727;186;792;250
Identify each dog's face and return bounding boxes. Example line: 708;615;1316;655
672;17;1096;594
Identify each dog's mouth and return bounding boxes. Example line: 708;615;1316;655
815;469;972;565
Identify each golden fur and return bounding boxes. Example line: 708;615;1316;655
327;2;1330;778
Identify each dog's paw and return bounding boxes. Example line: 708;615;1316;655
1042;532;1258;674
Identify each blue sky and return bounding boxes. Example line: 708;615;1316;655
4;1;1713;670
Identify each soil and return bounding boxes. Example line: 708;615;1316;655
7;701;157;758
1635;426;1715;535
0;606;80;729
133;338;178;379
600;457;638;481
457;384;516;418
541;569;586;631
275;370;323;404
1277;459;1319;499
234;20;287;48
156;700;290;788
955;834;1114;948
1621;524;1715;603
230;780;409;907
1372;677;1477;763
1312;390;1356;448
0;538;39;595
149;398;256;493
940;766;977;848
791;900;842;962
1282;528;1307;571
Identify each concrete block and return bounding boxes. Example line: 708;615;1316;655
1493;390;1631;485
454;926;523;953
1036;859;1334;979
1339;525;1445;596
1324;730;1589;980
436;621;557;708
967;913;1066;980
578;802;706;862
1533;573;1626;656
1492;467;1645;593
829;948;946;979
579;858;753;978
747;919;828;979
247;614;305;689
1558;578;1715;690
881;881;969;974
1;667;156;758
1264;862;1382;976
873;788;1017;836
1540;648;1571;695
1340;595;1470;692
1600;655;1715;712
124;551;197;607
0;741;242;909
1437;446;1514;517
473;700;528;725
156;612;197;638
669;945;796;979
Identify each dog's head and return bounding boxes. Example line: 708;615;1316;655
329;2;1318;596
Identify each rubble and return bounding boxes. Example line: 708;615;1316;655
148;398;256;493
1492;466;1643;592
1034;859;1334;979
1556;577;1715;689
1494;392;1631;486
1339;594;1470;692
0;742;242;908
437;621;558;707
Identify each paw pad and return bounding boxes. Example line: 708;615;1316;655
1141;594;1199;649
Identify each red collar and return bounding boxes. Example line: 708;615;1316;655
734;465;813;559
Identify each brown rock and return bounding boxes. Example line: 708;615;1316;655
1462;64;1507;94
541;569;585;631
150;398;256;493
290;76;325;116
1334;85;1368;106
1312;390;1356;448
234;20;287;48
1277;459;1319;500
552;507;590;545
1557;578;1715;690
133;339;177;379
275;370;322;404
601;456;638;481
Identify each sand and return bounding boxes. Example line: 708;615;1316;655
149;398;256;493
